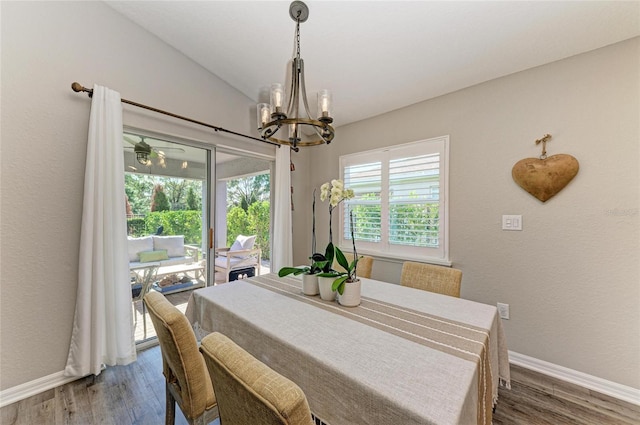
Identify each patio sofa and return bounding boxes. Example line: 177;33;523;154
128;235;199;269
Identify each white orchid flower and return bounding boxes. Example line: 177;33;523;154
320;182;330;201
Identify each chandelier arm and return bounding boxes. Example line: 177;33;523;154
285;59;297;117
299;58;314;121
311;123;327;142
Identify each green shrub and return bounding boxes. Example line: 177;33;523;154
226;207;249;247
248;201;270;259
127;217;146;236
145;210;202;245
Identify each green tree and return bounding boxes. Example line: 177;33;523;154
227;174;270;211
164;178;188;210
124;173;154;214
151;184;171;212
186;186;201;210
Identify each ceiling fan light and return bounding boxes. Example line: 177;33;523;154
136;151;149;165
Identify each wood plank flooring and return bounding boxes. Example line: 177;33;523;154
2;346;638;425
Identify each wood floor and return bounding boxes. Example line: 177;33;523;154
2;346;638;425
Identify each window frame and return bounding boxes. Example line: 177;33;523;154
338;136;450;265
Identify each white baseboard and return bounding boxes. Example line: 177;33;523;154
2;351;638;409
0;370;80;408
509;350;640;407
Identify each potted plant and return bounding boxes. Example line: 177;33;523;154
278;243;334;296
278;189;329;295
330;212;362;306
312;242;340;300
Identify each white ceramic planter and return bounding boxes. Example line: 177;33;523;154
318;276;337;301
301;273;319;295
338;279;361;307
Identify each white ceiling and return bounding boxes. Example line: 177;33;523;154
106;1;640;128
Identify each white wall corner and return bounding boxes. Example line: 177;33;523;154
509;351;640;407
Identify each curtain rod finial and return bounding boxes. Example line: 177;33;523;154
71;82;84;92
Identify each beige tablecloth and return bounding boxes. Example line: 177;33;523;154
186;274;510;425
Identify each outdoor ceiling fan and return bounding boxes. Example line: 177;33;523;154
123;135;185;166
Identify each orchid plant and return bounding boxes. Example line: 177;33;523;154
329;211;361;295
279;180;355;282
278;189;328;278
319;179;354;244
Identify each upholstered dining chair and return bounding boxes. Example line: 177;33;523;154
333;253;374;279
199;332;314;425
400;261;462;298
143;291;219;425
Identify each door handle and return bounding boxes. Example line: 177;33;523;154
209;228;213;249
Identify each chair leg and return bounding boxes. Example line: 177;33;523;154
142;301;147;337
165;382;176;425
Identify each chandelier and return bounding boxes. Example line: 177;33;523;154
257;1;334;151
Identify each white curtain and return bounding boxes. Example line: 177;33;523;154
65;85;136;377
272;146;293;270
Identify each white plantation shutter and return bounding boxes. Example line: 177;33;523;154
343;160;382;243
340;136;449;263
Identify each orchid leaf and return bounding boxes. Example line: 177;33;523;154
278;267;309;277
311;253;327;262
324;242;335;264
332;275;348;294
335;246;350;271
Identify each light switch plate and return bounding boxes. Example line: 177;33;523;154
502;215;522;231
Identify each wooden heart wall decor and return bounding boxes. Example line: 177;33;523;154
512;134;579;202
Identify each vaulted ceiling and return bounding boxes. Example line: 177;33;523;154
107;1;640;128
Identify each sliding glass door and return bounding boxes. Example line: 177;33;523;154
123;131;274;344
123;131;212;344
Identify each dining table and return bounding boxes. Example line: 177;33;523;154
185;273;511;425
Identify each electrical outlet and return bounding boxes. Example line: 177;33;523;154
497;302;510;320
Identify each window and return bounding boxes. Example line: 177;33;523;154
339;136;449;263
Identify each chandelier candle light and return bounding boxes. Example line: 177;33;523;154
257;1;335;151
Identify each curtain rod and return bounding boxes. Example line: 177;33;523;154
70;82;279;148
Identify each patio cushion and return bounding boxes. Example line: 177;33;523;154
139;250;169;263
226;235;256;258
128;236;154;262
154;235;185;257
129;255;194;270
214;256;255;269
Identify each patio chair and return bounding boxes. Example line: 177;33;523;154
214;235;261;282
199;332;313;425
130;264;159;338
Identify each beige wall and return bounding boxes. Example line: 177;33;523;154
0;1;272;390
1;0;638;395
293;38;640;389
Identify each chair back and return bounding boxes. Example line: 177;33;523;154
144;291;216;420
200;332;314;425
400;261;462;297
333;253;374;279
